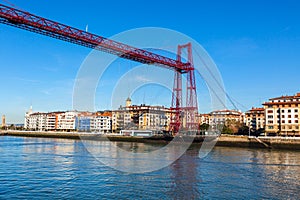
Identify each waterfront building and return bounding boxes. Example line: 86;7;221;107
207;109;244;133
24;112;47;131
91;111;111;133
112;109;131;132
24;106;33;129
132;104;170;132
209;109;244;126
245;107;265;131
263;92;300;136
198;113;210;125
76;111;112;133
25;108;112;132
56;111;79;131
75;112;94;132
24;106;48;131
46;111;64;131
112;98;171;133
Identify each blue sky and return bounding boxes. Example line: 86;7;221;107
1;0;300;123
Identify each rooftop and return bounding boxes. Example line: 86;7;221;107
210;109;242;115
250;107;264;111
269;92;300;101
263;92;300;105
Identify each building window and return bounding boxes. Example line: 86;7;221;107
288;109;291;113
267;110;273;113
288;120;292;123
296;120;299;123
282;110;285;113
295;109;298;113
282;115;285;118
267;115;273;119
268;120;273;124
282;120;285;123
268;126;274;129
295;115;298;118
288;115;292;118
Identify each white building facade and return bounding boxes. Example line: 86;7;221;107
91;115;111;133
56;111;78;131
24;112;47;131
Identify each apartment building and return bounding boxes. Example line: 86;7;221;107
198;113;210;125
25;107;80;131
75;112;94;132
112;98;171;133
112;109;132;132
76;111;112;133
209;109;244;126
25;109;112;132
55;111;78;131
245;107;265;131
91;112;111;133
24;112;47;131
263;93;300;136
46;112;64;130
135;105;170;131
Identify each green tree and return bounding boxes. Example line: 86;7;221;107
9;124;15;130
225;119;244;134
199;123;209;131
222;125;234;134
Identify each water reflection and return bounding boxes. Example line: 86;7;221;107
21;138;78;165
167;145;202;199
0;136;299;199
200;147;300;199
82;139;192;173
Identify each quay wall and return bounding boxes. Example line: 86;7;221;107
1;131;300;150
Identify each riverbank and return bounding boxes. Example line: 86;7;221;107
0;130;175;143
1;131;300;150
217;135;300;150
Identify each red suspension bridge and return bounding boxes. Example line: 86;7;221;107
0;4;198;134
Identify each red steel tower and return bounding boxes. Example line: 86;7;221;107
170;43;198;134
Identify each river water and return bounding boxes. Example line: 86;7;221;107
0;136;299;199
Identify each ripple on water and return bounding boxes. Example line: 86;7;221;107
0;136;299;199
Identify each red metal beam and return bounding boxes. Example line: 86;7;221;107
0;4;191;72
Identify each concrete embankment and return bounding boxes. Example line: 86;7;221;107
216;135;265;148
216;135;300;150
256;136;300;150
1;131;173;144
2;131;82;139
0;132;7;136
1;131;300;150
